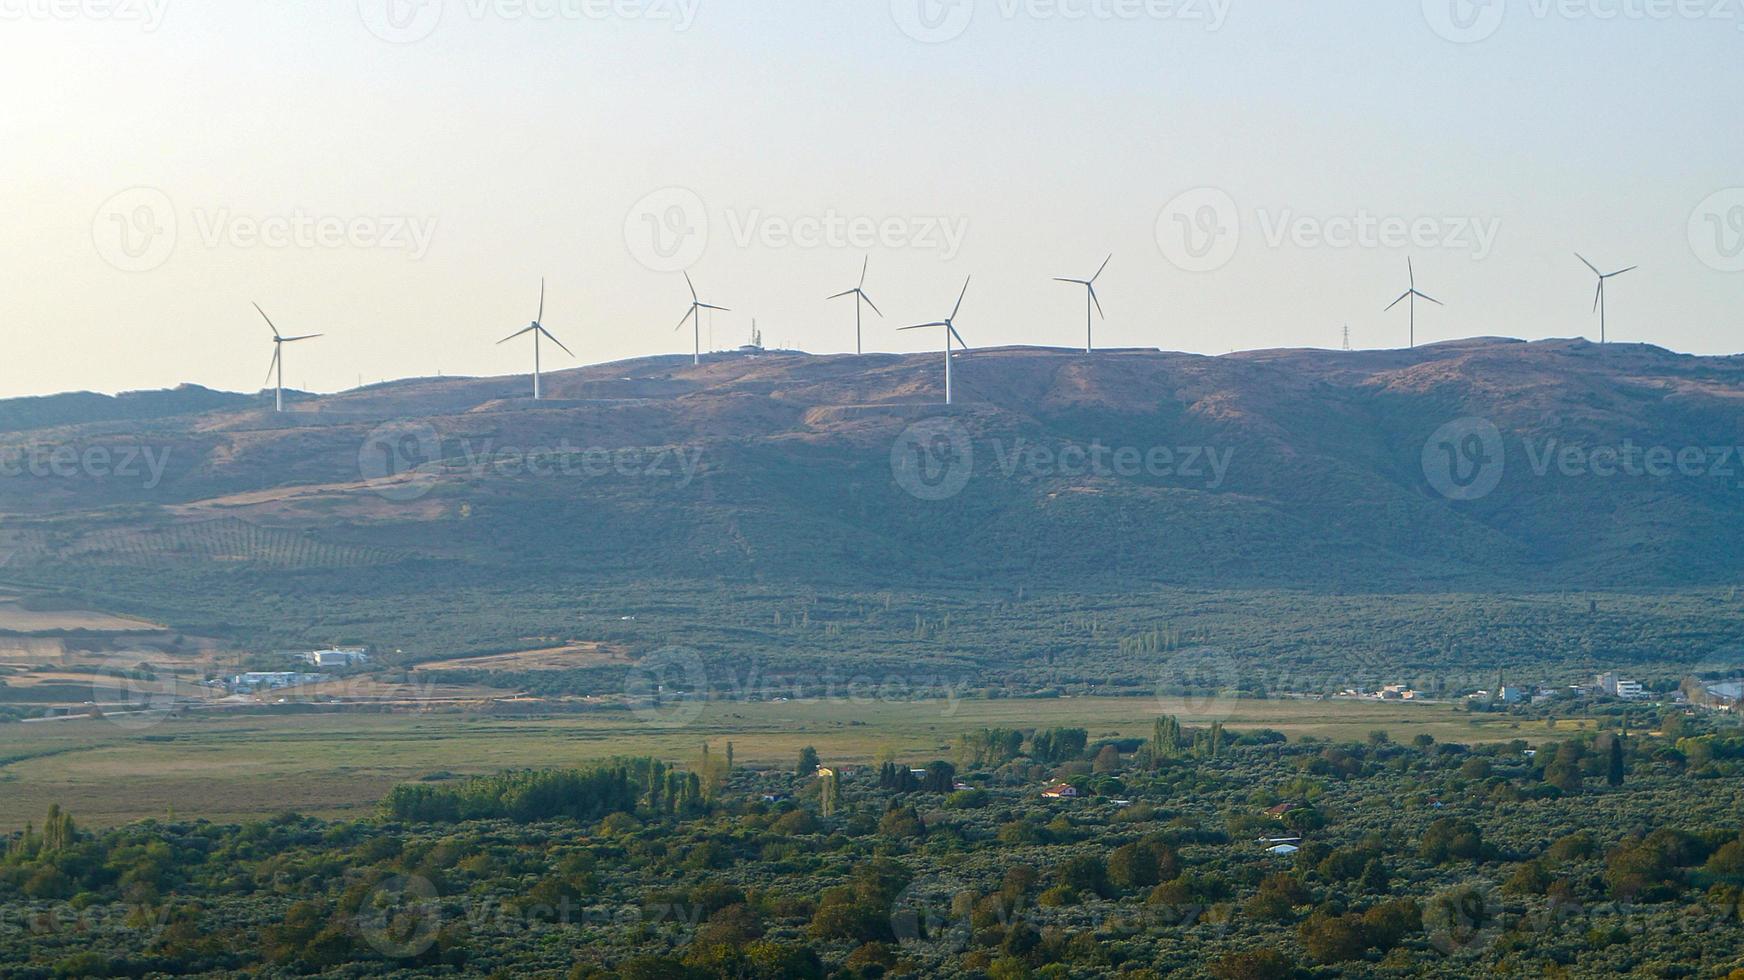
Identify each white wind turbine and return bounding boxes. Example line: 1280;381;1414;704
675;272;729;366
899;277;972;406
827;256;883;355
253;303;321;413
1576;253;1638;345
497;278;573;400
1054;254;1111;354
1384;258;1443;349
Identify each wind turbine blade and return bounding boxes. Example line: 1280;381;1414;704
699;304;730;312
948;324;969;351
859;255;869;289
675;308;695;332
1593;282;1604;312
1576;253;1602;277
950;277;971;320
684;271;698;303
1408;257;1416;288
827;289;857;300
253;303;281;339
499;326;538;344
1385;292;1411;311
860;292;883;318
1092;254;1112;282
538;277;545;324
1089;285;1105;319
1416;291;1445;307
1054;278;1087;285
900;322;948;331
263;348;280;389
1609;265;1639;278
280;334;323;343
540;327;575;358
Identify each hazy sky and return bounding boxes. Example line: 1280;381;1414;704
2;1;1740;399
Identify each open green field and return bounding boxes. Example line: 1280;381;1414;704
0;696;1570;831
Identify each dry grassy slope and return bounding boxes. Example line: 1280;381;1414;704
1;339;1741;590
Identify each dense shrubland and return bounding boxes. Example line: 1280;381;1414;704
6;711;1744;977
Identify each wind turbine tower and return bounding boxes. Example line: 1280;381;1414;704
1576;254;1638;344
899;277;973;406
827;257;883;355
253;303;321;413
675;272;729;366
1054;254;1111;354
1384;259;1443;349
497;278;574;400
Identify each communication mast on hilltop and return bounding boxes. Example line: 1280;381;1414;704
1343;324;1351;351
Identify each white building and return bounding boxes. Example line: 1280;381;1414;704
1596;672;1649;701
230;672;330;692
300;648;371;668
